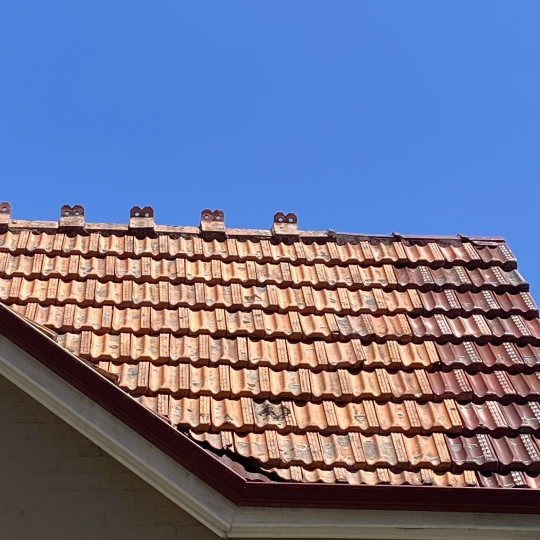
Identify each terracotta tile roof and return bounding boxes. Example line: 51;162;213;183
1;202;540;490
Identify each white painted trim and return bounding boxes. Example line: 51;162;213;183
1;331;540;540
229;507;540;539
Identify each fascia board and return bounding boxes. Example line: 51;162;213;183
229;506;540;539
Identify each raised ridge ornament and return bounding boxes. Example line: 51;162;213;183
272;211;299;236
129;205;155;230
200;209;226;233
0;201;11;230
59;204;85;230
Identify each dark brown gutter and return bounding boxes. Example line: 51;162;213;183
1;302;539;514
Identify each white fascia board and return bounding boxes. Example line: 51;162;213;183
1;332;540;540
229;507;540;539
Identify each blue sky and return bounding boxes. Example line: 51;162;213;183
1;2;539;292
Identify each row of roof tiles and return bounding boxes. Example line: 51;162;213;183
59;332;540;372
136;394;540;437
0;254;528;293
97;361;540;403
0;230;517;269
2;278;536;318
143;395;461;434
270;466;540;489
272;466;476;486
11;302;540;343
191;430;540;472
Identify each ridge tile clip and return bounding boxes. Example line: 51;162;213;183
59;204;86;232
272;212;299;237
200;209;226;235
0;202;11;231
129;206;155;231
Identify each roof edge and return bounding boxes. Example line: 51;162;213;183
0;305;246;500
1;304;540;525
0;328;237;536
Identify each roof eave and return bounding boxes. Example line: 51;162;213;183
1;303;540;539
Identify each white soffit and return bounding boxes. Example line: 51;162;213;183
1;330;540;540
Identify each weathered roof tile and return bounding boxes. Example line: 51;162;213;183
2;213;540;487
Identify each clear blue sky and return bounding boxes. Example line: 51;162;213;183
1;2;539;293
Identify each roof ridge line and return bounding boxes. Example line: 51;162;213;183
6;219;506;243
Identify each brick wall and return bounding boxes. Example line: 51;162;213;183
0;374;220;540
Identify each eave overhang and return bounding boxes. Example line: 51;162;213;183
1;302;540;539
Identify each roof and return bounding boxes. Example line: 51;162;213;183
2;202;540;503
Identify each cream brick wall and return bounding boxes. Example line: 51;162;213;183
0;374;220;540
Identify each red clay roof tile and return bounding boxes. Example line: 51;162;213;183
2;210;540;489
